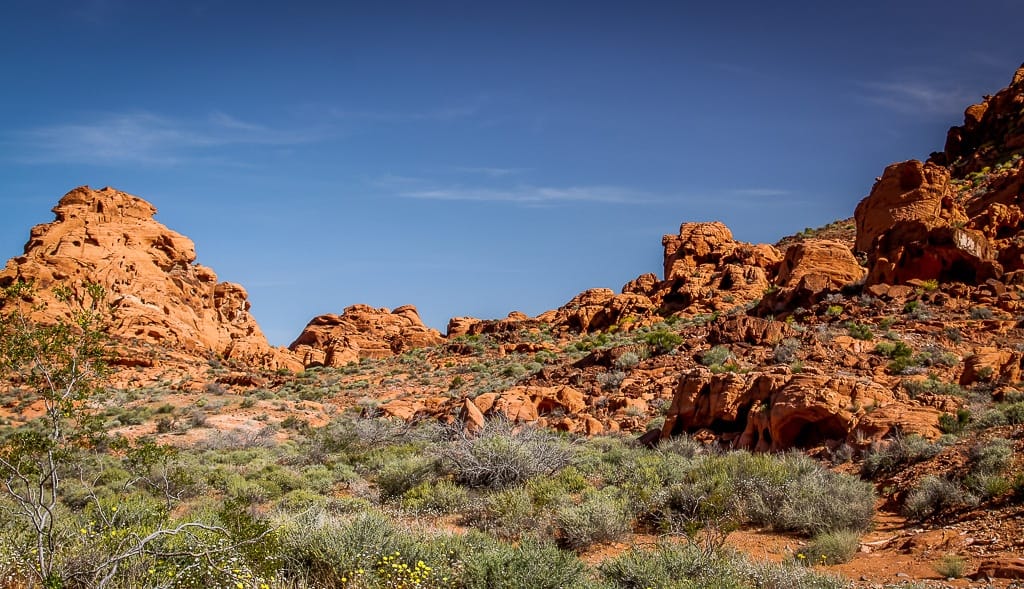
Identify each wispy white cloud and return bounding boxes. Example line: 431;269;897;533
15;111;322;166
328;103;482;123
728;188;792;197
401;184;656;205
856;80;978;116
452;166;527;177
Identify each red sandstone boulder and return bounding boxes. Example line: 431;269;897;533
290;304;443;367
855;160;951;253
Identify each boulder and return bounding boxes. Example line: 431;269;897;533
854;160;950;253
290;304;443;367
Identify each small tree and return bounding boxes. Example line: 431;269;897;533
0;282;278;587
0;280;108;585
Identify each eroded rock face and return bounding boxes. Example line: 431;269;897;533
658;222;782;314
0;186;298;371
855;160;1002;285
290;304;443;367
660;368;942;451
855;161;953;253
538;288;657;333
943;63;1024;175
759;239;866;314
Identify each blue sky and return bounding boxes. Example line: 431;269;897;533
2;1;1023;345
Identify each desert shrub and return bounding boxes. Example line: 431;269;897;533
554;488;632;550
526;466;590;508
903;476;978;521
277;488;329;511
598;541;721;588
599;541;846;589
276;509;401;585
461;538;587;589
400;479;469;514
938;409;972;434
644;330;683;355
438;419;573;489
465;487;539;541
376;454;436;501
934;554;967;579
614;351;642;370
901;376;965;398
772;338;801;364
944;326;963;343
700;345;733;368
1012;473;1024;502
846;322;873;341
597;370;627;391
966;474;1011;499
1002;401;1024;424
903;300;931;320
735;452;874;535
973;408;1009;429
793;529;860;566
861;434;944;478
969;306;995;320
873;341;914;372
658;435;702;459
968;438;1013;476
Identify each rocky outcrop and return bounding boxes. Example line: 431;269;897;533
0;186;299;371
290;304;443;367
941;63;1024;175
854;161;954;253
538;288;656;333
855;160;1000;285
657;221;782;314
660;368;943;451
759;239;866;314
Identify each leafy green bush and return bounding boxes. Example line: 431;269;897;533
643;330;683;355
846;322;873;341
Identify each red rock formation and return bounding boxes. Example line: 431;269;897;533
537;288;656;333
657;221;782;315
0;186;299;371
290;304;443;367
660;368;943;451
854;160;1002;285
854;161;953;253
942;63;1024;175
